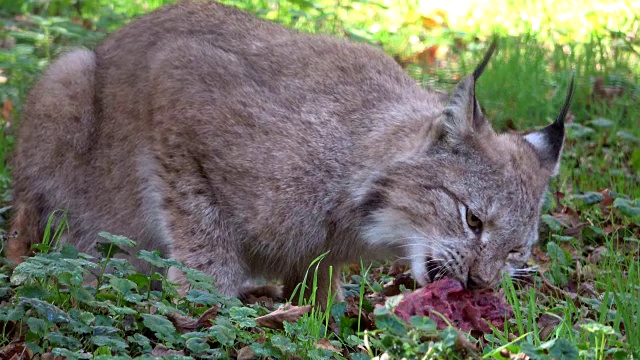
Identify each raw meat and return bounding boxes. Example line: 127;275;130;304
394;278;512;334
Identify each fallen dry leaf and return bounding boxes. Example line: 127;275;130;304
42;351;86;360
396;45;439;68
2;100;13;121
539;270;577;300
537;313;561;342
343;296;374;331
388;259;409;276
552;207;582;229
532;246;550;264
578;282;599;298
237;345;256;360
587;246;609;264
416;45;439;66
597;188;615;216
167;306;219;333
40;353;61;360
0;342;25;360
255;303;312;330
151;344;185;357
381;273;417;296
316;338;341;353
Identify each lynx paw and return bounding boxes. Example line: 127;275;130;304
4;232;31;267
239;284;283;304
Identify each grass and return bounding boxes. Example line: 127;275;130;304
0;0;639;359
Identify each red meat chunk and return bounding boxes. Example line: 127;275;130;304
394;278;512;334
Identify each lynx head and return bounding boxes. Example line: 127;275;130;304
359;43;574;289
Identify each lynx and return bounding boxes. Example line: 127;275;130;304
7;1;573;304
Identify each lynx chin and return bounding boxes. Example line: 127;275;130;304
7;1;574;305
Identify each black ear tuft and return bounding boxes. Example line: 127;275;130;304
472;38;498;81
555;76;575;124
523;76;575;174
539;76;575;162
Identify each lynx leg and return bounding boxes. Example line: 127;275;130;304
165;211;250;297
5;199;43;266
153;154;249;297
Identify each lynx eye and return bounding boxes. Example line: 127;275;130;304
465;208;482;232
508;248;525;258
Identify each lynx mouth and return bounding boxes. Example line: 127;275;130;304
425;256;446;281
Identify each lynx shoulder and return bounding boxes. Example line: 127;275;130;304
8;1;573;304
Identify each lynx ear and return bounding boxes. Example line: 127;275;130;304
524;77;575;175
442;40;497;141
442;76;482;140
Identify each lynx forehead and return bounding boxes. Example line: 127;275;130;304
7;1;573;304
